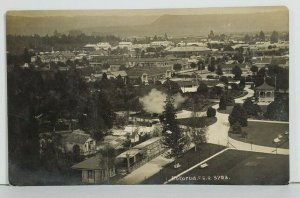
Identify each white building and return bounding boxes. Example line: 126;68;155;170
118;42;133;49
96;42;111;50
150;41;173;47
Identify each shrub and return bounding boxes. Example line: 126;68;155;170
207;107;216;117
228;104;248;127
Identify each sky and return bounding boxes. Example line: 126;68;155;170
7;6;287;17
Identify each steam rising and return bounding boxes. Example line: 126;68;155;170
139;89;186;114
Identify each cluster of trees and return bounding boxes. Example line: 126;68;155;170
8;63;146;181
243;30;287;44
7;33;121;54
265;98;289;121
207;30;227;41
219;94;235;110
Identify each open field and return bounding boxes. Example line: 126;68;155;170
170;149;289;185
229;121;289;149
142;143;225;184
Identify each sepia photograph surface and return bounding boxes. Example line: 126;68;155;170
6;6;289;185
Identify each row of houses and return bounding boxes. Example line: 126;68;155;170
71;136;164;184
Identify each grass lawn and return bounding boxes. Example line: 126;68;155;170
229;121;289;149
170;149;289;185
142;143;226;184
177;117;217;128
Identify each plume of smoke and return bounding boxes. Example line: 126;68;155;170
139;89;187;114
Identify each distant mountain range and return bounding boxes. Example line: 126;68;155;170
6;11;288;37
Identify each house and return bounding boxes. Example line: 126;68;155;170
176;80;199;93
220;63;251;74
32;51;76;64
165;46;212;57
118;42;133;49
255;81;275;103
126;66;172;84
109;71;128;80
72;154;116;184
96;42;111;50
63;129;96;156
150;41;174;47
115;137;164;173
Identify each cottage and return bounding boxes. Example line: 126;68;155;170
63;129;96;156
72;154;116;184
176;80;199;93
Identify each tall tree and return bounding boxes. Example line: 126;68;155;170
228;104;248;127
259;31;265;41
270;31;279;43
161;95;186;160
216;65;223;75
232;65;242;80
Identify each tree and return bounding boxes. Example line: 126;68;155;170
264;98;289;121
219;76;228;84
207;107;216;117
216;65;223;75
239;77;246;90
102;73;108;81
161;95;186;160
207;64;215;72
259;30;265;42
223;45;234;51
232;65;242;80
243;98;261;117
72;144;83;162
197;60;205;70
163;79;181;94
250;65;258;75
208;30;215;40
22;47;31;63
197;82;208;97
173;63;182;71
190;62;196;69
228;104;248;127
219;95;227;110
270;31;279;43
191;128;207;151
244;34;251;43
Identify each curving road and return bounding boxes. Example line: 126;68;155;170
205;84;289;155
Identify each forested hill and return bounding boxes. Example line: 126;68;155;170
6;10;288;37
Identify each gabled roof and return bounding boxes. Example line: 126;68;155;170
255;82;275;90
72;155;115;170
110;70;127;77
64;129;92;145
167;46;211;52
176;80;198;87
126;67;171;78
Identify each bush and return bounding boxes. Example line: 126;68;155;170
207;107;216;117
228;104;248;127
219;94;235;110
264;98;289;121
243;98;261;117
